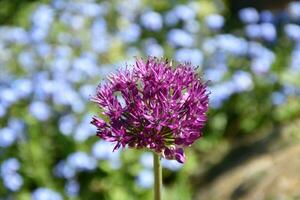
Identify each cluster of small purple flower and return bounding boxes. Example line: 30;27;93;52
91;58;209;163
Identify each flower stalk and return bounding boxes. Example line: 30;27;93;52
153;152;162;200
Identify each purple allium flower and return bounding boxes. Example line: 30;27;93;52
91;57;209;163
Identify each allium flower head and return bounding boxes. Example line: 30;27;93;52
91;57;208;163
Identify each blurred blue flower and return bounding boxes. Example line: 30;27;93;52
54;161;76;179
216;34;248;55
31;72;50;98
145;43;164;57
175;48;203;66
204;68;226;83
29;101;51;121
283;84;298;96
8;118;25;140
183;19;200;33
0;88;18;107
209;82;235;108
29;27;48;42
69;2;104;17
31;5;54;28
74;113;95;137
206;52;228;70
173;5;196;21
140;11;163;31
239;7;259;24
52;0;65;9
91;35;110;54
0;158;20;176
248;42;275;74
294;42;300;53
139;152;153;169
73;53;98;76
18;51;37;70
79;84;94;100
30;5;54;42
202;38;217;54
57;32;72;45
245;24;261;39
260;10;274;23
0;128;17;148
119;23;141;43
161;159;183;171
116;0;142;20
205;14;224;30
251;58;273;75
168;29;194;47
164;11;179;26
51;81;71;104
67;151;97;172
260;23;277;42
65;179;80;197
232;71;253;92
2;173;23;192
136;169;154;189
34;79;55;99
288;1;300;20
284;24;300;41
107;157;122;170
61;13;86;30
1;158;22;191
248;41;266;58
35;43;51;57
126;47;140;57
51;58;70;73
54;45;72;58
0;27;28;44
91;140;121;169
66;68;86;83
32;188;62;200
91;140;117;160
52;84;85;113
12;78;33;99
59;115;77;136
271;92;286;105
74;123;95;142
144;39;164;57
98;64;117;77
91;18;109;53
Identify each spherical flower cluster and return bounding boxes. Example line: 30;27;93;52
91;57;209;163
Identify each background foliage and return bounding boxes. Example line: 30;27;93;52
1;0;300;199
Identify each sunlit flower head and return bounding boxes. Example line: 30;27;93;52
91;57;209;163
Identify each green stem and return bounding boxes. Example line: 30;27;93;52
153;153;162;200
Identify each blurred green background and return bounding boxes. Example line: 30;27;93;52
1;0;300;199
